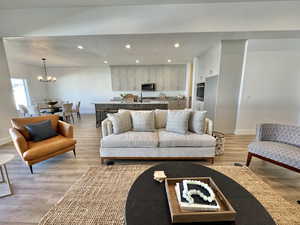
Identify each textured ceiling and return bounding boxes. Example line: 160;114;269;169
0;0;290;9
5;33;300;67
4;33;220;66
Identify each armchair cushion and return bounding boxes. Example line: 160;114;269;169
11;115;59;141
256;124;300;147
9;128;28;155
24;135;76;161
24;120;57;142
57;120;74;138
249;141;300;169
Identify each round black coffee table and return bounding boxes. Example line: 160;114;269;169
125;162;276;225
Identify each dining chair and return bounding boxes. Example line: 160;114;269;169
27;105;41;116
63;103;74;123
73;101;81;119
18;105;29;117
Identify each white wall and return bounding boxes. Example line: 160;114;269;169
191;57;200;110
214;40;247;133
47;66;112;114
8;63;48;104
199;43;221;77
192;43;221;110
235;48;300;134
0;38;17;145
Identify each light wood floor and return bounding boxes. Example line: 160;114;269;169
0;115;299;225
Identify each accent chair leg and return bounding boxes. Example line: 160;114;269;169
73;149;76;158
210;157;214;164
29;165;33;174
246;153;252;166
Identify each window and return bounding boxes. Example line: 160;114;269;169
11;78;30;110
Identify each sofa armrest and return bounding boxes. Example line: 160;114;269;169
9;128;28;157
102;118;113;137
204;118;213;135
57;120;74;138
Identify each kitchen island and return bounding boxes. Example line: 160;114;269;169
93;101;168;127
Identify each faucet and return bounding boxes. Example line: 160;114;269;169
140;91;143;103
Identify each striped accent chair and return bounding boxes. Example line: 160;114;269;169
247;123;300;173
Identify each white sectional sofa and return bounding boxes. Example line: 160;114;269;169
100;110;216;164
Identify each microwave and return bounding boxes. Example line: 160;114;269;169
141;83;156;91
196;82;205;101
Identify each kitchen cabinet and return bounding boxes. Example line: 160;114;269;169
110;65;186;91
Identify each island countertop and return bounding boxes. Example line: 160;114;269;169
92;101;169;105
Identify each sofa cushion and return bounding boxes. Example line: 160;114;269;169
24;135;76;161
107;111;132;134
186;110;207;134
249;141;300;169
101;131;158;148
155;109;168;129
158;129;216;147
166;110;190;134
131;111;155;132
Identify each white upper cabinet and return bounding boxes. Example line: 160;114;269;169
110;65;186;91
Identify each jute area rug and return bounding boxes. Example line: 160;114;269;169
39;165;300;225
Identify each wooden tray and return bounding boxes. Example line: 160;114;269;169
165;177;236;223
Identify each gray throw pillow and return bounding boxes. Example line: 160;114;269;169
25;120;57;142
131;111;155;132
186;110;207;134
107;111;132;134
166;110;190;134
155;109;168;129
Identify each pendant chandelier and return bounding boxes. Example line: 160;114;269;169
37;58;56;82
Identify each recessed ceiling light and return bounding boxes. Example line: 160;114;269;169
77;45;84;49
167;59;172;63
174;43;180;48
125;44;131;49
135;59;140;64
104;60;108;64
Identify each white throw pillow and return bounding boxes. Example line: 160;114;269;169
155;109;168;129
166;110;190;134
131;111;155;132
107;111;132;134
186;109;207;134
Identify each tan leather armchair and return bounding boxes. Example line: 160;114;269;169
9;115;76;174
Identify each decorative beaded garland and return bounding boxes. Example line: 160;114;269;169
182;180;215;203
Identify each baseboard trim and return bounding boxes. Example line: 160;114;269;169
234;129;256;135
0;136;12;146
